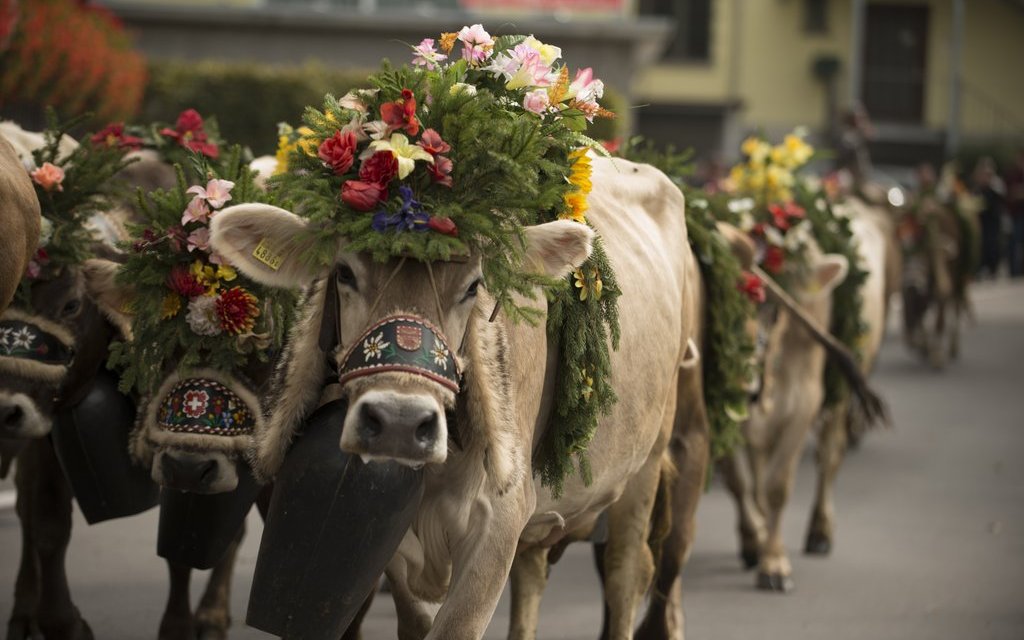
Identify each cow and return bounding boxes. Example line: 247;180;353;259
210;154;701;639
0;133;40;316
805;197;892;555
719;238;852;592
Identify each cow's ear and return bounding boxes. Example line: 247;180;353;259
522;220;595;279
808;253;849;298
209;203;322;288
81;259;134;340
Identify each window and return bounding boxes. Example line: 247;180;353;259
804;0;829;34
639;0;712;62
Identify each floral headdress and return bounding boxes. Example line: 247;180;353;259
13;115;132;308
91;108;224;169
272;26;620;492
108;149;295;396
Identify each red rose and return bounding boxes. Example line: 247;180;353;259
318;130;358;175
176;109;204;132
427;216;458;237
381;88;419;136
738;271;766;305
428;155;453;187
763;246;785;274
418;128;451;155
341;180;386;211
769;202;805;231
359;151;399;185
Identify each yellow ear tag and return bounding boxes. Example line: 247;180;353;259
253;239;284;271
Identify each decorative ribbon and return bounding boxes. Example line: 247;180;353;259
0;319;74;366
338;314;461;393
156;378;257;436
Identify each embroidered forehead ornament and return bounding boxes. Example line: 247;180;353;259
338;316;461;393
156;378;257;437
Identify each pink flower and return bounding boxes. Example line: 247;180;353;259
567;67;604;104
181;196;212;226
417;129;451;156
490;44;553;90
412;38;447;71
341;180;387;211
523;89;551;115
457;24;494;64
186;179;235;209
30;162;65;192
428;155;453;187
187;227;211;253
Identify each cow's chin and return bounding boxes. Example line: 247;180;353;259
0;391;51;439
151;449;240;494
340;384;449;470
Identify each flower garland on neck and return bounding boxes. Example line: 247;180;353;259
270;25;620;493
107;149;296;396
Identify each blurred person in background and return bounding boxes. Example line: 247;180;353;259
973;156;1007;278
836;104;875;190
1003;148;1024;278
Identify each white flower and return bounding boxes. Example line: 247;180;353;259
38;216;53;247
11;327;33;350
363;333;389;360
784;220;812;252
738;211;755;232
339;89;378;113
728;197;755;214
186;296;222;336
431;344;450;369
363;120;391;141
763;225;785;247
449;83;477;97
0;327;11;351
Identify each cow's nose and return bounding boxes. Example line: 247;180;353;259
160;451;220;492
0;404;24;434
357;401;440;451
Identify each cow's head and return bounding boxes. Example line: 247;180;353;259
0;265;120;442
81;259;271;494
210;203;593;469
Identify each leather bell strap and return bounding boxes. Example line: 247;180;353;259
156;378;257;436
338;315;461;393
0;319;74;366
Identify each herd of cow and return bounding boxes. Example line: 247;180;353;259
0;114;972;640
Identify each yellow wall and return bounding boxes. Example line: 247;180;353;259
635;0;1024;139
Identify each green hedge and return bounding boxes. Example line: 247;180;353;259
143;60;628;156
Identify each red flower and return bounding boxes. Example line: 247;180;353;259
216;286;260;335
341;180;387;211
428;155;453;187
380;88;419;136
417;128;451;155
602;138;622;155
768;202;805;231
427;216;458;237
167;265;205;298
317;130;357;175
763;246;786;274
160;109;219;158
90;122;143;150
358;151;399;185
739;271;766;305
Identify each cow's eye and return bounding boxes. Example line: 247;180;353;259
61;299;82;318
462;278;482;302
336;264;357;290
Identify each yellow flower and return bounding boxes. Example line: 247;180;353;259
439;32;458;54
161;293;181;319
368;133;434;179
741;137;770;165
572;267;602;302
580;367;595;402
523;35;562;66
190;260;220;295
216;264;237;282
296;126;319;157
560;191;588;224
274;135;296;175
568;148;593;194
783;133;813;167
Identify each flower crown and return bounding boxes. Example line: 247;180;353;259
109;149;295;396
91;108;224;165
14;115;131;306
271;25;612;321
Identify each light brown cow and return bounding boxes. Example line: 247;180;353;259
0;133;40;315
720;240;850;591
211;155;701;639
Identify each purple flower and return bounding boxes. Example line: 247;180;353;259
372;185;430;233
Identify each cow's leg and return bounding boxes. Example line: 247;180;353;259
636;366;710;640
385;552;438;640
928;297;948;369
949;302;962;360
806;399;850;555
423;483;534;640
506;545;550;640
30;440;93;640
718;449;766;570
8;448;42;640
158;562;194;640
193;524;245;640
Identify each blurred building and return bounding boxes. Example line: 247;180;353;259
108;0;1024;162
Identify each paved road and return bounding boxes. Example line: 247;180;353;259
1;282;1022;639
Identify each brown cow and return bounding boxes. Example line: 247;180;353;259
211;155;701;638
0;132;40;316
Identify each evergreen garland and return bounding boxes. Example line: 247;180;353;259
266;27;620;492
108;147;296;395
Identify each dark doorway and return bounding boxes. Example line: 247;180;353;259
862;4;929;123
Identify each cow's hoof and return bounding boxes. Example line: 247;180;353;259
6;616;44;640
756;572;794;593
197;627;228;640
740;548;759;570
158;616;196;640
804;531;832;555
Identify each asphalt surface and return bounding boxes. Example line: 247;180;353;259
1;281;1022;639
